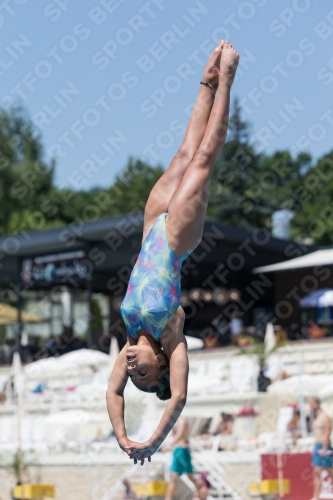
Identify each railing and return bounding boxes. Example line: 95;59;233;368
190;440;243;500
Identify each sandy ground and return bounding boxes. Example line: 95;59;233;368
0;464;128;500
0;461;259;500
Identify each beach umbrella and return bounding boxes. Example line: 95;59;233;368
11;351;25;494
25;348;109;373
264;322;276;354
58;348;110;367
109;337;119;370
61;288;73;327
300;288;333;308
24;357;62;377
0;302;44;325
45;409;105;425
45;410;108;441
268;374;333;398
12;351;22;378
185;336;204;350
318;383;333;400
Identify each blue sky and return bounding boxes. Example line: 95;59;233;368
1;0;333;190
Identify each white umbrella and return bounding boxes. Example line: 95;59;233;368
61;287;73;327
11;351;25;397
11;351;25;490
268;374;333;398
24;357;59;375
264;322;276;354
25;349;110;375
58;348;110;367
45;409;105;425
45;410;108;442
109;337;119;370
185;336;204;350
319;383;333;400
12;351;22;377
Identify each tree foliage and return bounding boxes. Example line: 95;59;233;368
1;105;333;245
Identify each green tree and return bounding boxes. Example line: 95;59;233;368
47;158;164;225
292;151;333;245
0;107;54;234
207;100;315;233
208;99;272;230
106;157;164;216
0;105;164;234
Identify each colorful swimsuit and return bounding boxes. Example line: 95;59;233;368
120;214;192;341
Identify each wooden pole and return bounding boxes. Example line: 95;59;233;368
16;261;25;500
17;389;25;500
277;452;285;499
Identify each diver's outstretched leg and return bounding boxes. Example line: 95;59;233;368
166;42;240;256
142;41;224;242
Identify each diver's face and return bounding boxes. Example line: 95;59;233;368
126;344;160;389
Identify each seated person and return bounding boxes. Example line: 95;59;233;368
196;413;234;441
214;412;234;436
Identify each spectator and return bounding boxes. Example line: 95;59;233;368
257;369;271;392
287;409;302;440
229;313;244;345
196;413;233;441
164;417;197;500
214;413;233;436
310;397;333;500
45;335;58;357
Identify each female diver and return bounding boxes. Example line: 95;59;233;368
106;40;239;464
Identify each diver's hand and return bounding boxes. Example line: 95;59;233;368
118;437;138;454
125;440;157;465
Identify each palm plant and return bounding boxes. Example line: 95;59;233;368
238;339;286;369
0;450;34;484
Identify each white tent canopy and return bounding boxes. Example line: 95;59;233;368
253;248;333;274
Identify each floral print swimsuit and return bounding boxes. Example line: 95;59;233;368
120;214;192;342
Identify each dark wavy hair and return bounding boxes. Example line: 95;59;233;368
137;353;171;401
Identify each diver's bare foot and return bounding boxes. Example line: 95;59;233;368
219;41;240;87
202;40;224;91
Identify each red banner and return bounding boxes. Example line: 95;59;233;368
261;453;333;500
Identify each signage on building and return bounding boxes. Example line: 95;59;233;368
21;250;90;286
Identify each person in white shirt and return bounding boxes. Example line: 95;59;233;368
230;313;244;344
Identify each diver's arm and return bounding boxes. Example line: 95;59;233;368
106;342;130;447
150;340;188;448
126;340;188;459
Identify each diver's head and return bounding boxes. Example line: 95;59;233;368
126;343;171;400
